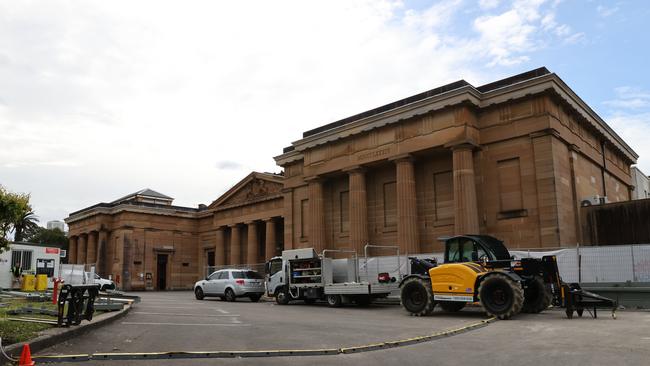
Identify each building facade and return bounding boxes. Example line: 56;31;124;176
66;68;638;290
631;166;650;200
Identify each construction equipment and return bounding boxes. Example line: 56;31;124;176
400;235;617;319
265;245;400;306
57;284;100;326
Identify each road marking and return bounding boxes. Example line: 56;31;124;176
122;322;250;327
215;308;229;314
136;306;198;309
132;312;240;317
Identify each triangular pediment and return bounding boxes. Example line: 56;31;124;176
209;172;284;209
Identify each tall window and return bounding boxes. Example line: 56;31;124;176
11;250;32;271
300;199;309;239
339;191;349;233
433;171;453;221
497;158;523;212
383;182;397;229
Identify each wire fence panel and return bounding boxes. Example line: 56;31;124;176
632;245;650;282
579;246;634;283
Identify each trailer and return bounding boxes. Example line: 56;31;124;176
265;245;400;306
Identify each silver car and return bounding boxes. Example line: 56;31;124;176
194;269;264;302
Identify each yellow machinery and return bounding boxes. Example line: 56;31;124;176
400;235;617;319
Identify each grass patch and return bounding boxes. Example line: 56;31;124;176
0;297;57;346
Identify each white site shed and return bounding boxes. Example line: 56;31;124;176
0;241;64;290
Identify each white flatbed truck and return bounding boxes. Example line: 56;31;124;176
265;245;400;306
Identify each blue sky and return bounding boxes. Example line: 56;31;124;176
0;0;649;226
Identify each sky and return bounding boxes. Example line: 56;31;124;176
1;0;649;229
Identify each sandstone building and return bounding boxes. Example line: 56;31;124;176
66;68;638;290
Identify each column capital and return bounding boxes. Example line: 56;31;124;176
529;128;561;139
445;139;480;151
388;153;414;163
228;223;240;228
343;165;367;174
262;217;275;222
304;175;323;183
244;220;257;225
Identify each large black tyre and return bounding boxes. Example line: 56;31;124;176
479;273;524;320
194;287;205;300
326;294;342;307
275;288;290;305
522;276;552;313
439;301;466;312
400;277;435;316
225;288;236;302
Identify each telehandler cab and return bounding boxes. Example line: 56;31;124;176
400;235;617;319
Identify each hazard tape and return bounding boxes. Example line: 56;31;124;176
32;317;496;363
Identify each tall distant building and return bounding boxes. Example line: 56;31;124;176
47;220;65;231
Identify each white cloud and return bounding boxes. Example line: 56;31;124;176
0;0;590;223
604;86;650;109
478;0;501;10
607;112;650;172
597;5;619;18
472;0;584;66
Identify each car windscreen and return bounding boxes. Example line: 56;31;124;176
232;271;263;279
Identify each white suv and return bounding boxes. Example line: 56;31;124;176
194;269;264;302
85;272;116;291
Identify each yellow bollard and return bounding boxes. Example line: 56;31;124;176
36;274;48;291
21;274;36;292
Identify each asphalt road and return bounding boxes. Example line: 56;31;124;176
37;291;650;366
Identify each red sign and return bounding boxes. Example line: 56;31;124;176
45;248;60;254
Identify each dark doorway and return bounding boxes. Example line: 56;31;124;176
157;254;168;290
207;251;215;267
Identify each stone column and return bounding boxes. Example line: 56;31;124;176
394;155;419;255
307;178;327;253
87;231;98;264
77;234;87;264
246;221;259;264
97;231;108;276
229;225;241;265
347;167;368;255
215;227;226;266
452;144;480;234
264;218;277;260
68;236;78;264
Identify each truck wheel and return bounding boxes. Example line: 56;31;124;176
326;294;342;307
439;301;465;312
400;277;435;316
275;289;290;305
194;287;204;300
522;276;552;313
479;273;523;320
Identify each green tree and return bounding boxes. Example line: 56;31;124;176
13;209;39;242
26;227;67;247
0;185;31;252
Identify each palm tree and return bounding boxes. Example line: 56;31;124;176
13;210;39;242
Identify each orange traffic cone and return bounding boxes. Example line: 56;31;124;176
18;343;35;366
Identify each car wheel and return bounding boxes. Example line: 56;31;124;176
225;288;236;302
249;294;262;302
195;287;205;300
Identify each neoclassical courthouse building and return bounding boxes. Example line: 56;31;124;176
66;68;638;290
